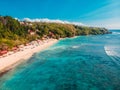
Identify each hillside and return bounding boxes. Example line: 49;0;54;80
0;16;110;50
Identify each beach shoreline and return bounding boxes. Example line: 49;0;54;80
0;39;58;75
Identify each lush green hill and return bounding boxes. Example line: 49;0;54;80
0;16;110;50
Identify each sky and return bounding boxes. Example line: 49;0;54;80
0;0;120;29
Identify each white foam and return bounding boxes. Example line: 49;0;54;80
112;32;120;35
106;36;110;38
104;45;120;65
47;45;66;50
72;46;79;49
104;46;120;57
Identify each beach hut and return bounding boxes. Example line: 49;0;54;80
0;50;8;56
12;47;18;52
18;45;24;51
25;43;29;46
7;51;14;55
19;45;24;48
28;30;35;35
37;40;41;44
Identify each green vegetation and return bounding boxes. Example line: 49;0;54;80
0;16;110;50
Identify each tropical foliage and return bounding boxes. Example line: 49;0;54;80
0;16;110;50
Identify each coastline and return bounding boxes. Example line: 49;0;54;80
0;39;58;75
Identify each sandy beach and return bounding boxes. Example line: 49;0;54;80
0;39;58;74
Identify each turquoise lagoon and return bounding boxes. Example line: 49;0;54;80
0;30;120;90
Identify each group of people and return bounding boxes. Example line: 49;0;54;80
0;38;52;58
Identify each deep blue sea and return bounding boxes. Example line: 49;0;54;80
0;30;120;90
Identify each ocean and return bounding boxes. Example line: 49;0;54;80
0;30;120;90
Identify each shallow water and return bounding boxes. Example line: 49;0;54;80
0;30;120;90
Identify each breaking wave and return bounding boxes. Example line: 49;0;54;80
112;32;120;35
72;46;80;48
104;45;120;65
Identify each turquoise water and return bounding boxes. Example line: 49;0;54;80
0;30;120;90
